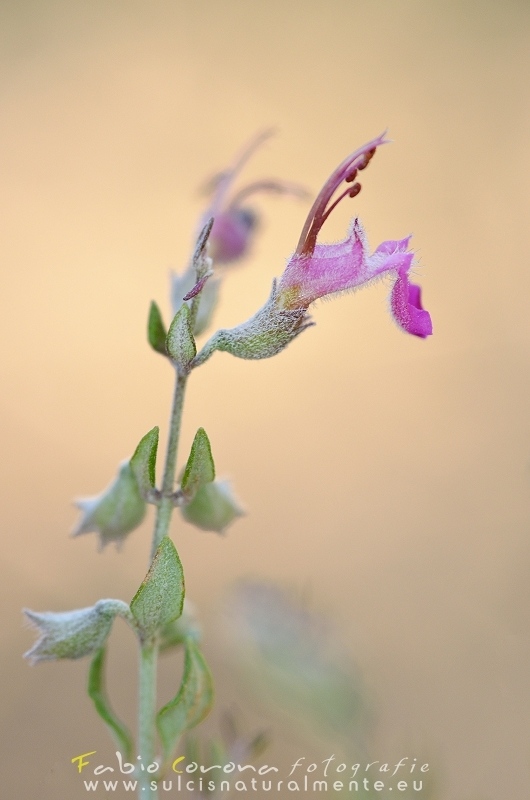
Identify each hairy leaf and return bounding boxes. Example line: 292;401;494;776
130;426;159;500
130;537;184;641
88;647;134;760
157;638;213;761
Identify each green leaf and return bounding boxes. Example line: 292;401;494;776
159;603;201;654
88;647;135;760
157;638;214;761
166;304;196;372
181;428;215;501
148;301;168;355
130;537;184;641
130;426;159;500
181;480;244;533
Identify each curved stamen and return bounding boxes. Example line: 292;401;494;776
319;182;362;227
207;129;276;218
228;179;310;208
295;132;388;257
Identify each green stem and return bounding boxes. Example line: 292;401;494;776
138;256;202;797
150;369;188;560
138;366;188;798
137;641;159;798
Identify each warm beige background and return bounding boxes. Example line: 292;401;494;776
2;1;529;798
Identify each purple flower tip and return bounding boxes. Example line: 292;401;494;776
390;272;433;338
276;135;432;339
202;131;308;265
210;208;257;264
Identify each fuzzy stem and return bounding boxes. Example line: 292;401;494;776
150;369;188;560
139;356;187;800
139;233;205;796
190;333;219;370
137;641;159;798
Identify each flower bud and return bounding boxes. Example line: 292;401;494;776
181;479;244;534
24;599;130;664
200;130;307;267
73;461;146;550
208;207;258;264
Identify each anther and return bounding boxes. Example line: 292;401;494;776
345;168;358;183
349;182;362;198
357;148;376;170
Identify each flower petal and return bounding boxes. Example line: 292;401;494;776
373;236;412;255
209;208;256;263
390;272;433;338
278;219;419;313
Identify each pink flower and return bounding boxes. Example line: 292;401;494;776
277;135;432;338
192;134;432;367
201;130;308;264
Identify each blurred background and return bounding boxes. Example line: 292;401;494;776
2;1;530;797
